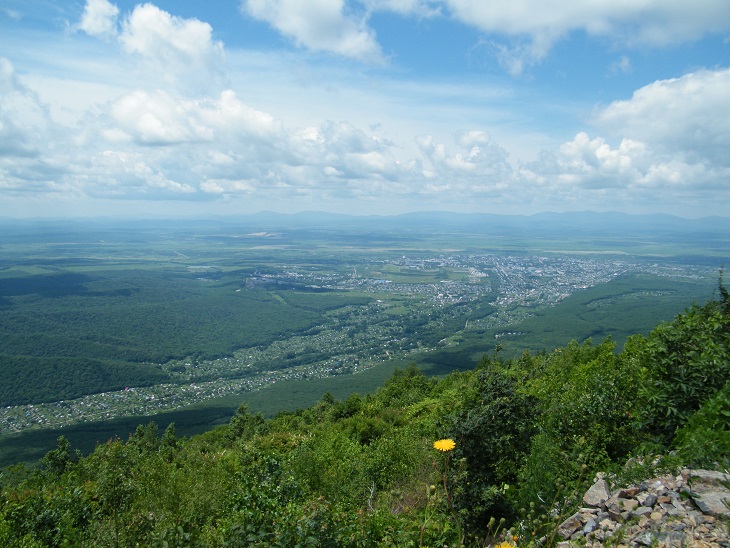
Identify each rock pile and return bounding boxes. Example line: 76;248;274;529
557;469;729;547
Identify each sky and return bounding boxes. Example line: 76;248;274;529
1;0;729;218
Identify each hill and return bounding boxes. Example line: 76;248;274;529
0;278;728;546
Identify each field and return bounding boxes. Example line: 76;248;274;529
0;212;726;466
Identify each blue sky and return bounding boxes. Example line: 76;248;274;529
1;0;729;218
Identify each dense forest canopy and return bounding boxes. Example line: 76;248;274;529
0;277;728;547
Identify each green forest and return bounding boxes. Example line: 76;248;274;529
0;269;336;406
1;278;728;547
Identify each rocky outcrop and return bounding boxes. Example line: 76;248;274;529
557;469;729;547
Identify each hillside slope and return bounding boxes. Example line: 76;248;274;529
1;280;728;546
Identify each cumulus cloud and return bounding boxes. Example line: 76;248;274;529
593;68;730;166
119;4;223;84
533;133;648;190
78;0;119;38
105;89;281;146
518;68;730;209
120;4;222;61
242;0;382;61
444;0;730;73
416;131;512;190
8;0;730;215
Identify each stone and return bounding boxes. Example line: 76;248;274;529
583;478;612;507
633;506;653;516
643;494;658;507
599;518;615;530
651;481;668;496
655;531;687;547
607;504;622;522
664;505;685;517
567;468;730;548
557;512;582;539
634;531;655;546
684;470;730;518
621;498;639;511
618;487;639;498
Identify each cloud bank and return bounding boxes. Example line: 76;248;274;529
1;0;729;217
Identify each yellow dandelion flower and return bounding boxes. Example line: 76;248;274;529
494;542;515;548
433;438;456;452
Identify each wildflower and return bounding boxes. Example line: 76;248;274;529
494;542;514;548
433;438;456;452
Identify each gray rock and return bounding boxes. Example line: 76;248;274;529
583;518;597;534
633;506;653;516
685;470;730;518
643;493;658;507
621;498;639;512
567;469;730;548
634;531;655;545
583;478;611;507
557;512;582;539
654;531;686;547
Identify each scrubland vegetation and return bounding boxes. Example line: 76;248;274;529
1;277;727;547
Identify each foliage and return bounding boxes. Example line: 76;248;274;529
672;380;730;467
0;284;728;546
440;362;536;535
636;287;730;445
0;270;327;406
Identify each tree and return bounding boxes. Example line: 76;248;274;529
41;435;77;477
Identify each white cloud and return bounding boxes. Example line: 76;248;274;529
0;58;52;157
444;0;730;73
119;3;225;90
105;89;281;146
416;131;512;185
593;68;730;167
553;132;647;189
511;66;730;213
80;150;196;197
5;0;730;217
78;0;119;38
107;90;200;145
242;0;382;61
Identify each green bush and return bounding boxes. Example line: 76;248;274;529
440;362;536;535
637;294;730;445
673;380;730;467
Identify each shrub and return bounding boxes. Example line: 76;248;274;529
637;294;730;445
673;380;730;467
